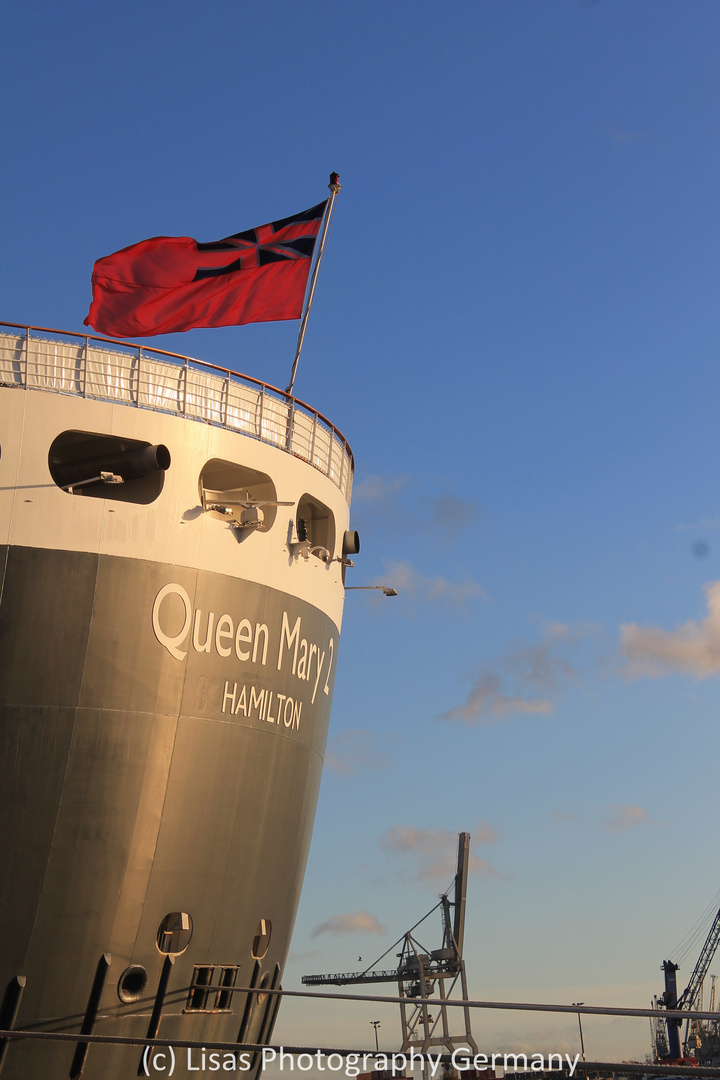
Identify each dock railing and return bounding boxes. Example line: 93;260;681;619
0;323;353;503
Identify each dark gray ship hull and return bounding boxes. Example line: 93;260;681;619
0;543;338;1079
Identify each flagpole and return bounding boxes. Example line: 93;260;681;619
285;172;341;395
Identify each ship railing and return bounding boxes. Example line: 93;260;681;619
0;323;354;503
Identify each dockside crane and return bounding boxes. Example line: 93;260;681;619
303;833;478;1076
654;896;720;1063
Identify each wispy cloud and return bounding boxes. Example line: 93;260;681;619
440;622;596;725
598;804;650;832
503;622;588;688
351;474;479;541
621;581;720;678
325;729;391;776
605;126;643;144
440;672;553;725
352;474;407;502
286;949;320;963
675;516;720;533
380;825;499;882
311;912;386;939
382;560;485;609
422;493;478;537
553;803;656;832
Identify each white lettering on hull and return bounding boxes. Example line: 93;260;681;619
152;584;336;693
221;681;302;729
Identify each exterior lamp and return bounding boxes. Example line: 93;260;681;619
345;585;397;597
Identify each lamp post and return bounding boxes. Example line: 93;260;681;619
572;1003;586;1061
345;586;398;596
371;1020;381;1052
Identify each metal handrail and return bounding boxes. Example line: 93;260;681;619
0;322;354;502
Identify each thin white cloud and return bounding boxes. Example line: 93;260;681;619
382;560;485;608
621;581;720;678
311;912;386;939
325;729;391;776
606;126;643;144
352;474;407;501
440;673;552;725
423;493;478;534
552;803;655;832
380;825;499;882
441;622;598;725
598;804;650;832
499;633;576;690
351;475;479;541
674;517;720;534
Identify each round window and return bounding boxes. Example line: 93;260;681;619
157;912;193;955
251;919;272;960
117;965;148;1003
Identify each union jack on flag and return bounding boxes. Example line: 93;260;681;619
193;202;326;279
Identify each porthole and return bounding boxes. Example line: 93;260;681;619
251;919;272;960
296;495;335;561
157;911;193;955
118;965;148;1003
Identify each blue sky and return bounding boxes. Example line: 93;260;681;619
2;0;719;1062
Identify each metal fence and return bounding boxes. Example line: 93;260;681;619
0;324;354;504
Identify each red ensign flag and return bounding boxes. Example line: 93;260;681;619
84;201;327;338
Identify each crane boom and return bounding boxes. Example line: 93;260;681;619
677;904;720;1012
658;901;720;1062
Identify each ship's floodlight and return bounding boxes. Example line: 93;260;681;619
345;585;398;597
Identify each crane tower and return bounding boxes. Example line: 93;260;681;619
303;833;478;1075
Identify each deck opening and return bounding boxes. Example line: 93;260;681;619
296;494;335;560
49;430;169;503
200;458;288;533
